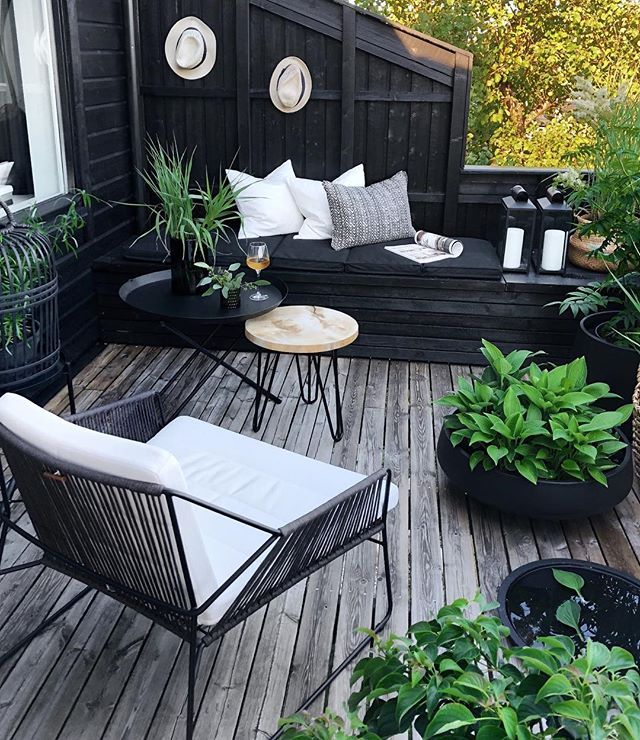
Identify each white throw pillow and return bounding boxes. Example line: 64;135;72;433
0;161;14;186
226;160;304;239
289;164;365;240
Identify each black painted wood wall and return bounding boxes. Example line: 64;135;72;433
52;0;135;364
135;0;472;235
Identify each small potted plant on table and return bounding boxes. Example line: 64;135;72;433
436;340;633;519
196;262;269;309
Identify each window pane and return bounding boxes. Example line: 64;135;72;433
0;0;66;208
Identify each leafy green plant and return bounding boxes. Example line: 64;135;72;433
437;340;632;485
552;86;640;273
134;139;245;263
280;594;640;739
195;261;268;300
549;272;640;351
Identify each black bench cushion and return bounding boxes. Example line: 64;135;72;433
345;237;501;280
269;235;350;272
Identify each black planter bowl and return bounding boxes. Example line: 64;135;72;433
498;559;640;660
574;311;638;437
436;426;633;520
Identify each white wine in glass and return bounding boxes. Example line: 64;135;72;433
247;241;270;302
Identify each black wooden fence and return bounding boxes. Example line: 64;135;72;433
134;0;472;235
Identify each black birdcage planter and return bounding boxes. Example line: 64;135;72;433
0;200;60;390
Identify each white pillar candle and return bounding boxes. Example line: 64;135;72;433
503;227;524;269
540;229;566;272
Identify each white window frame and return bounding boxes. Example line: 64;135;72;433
3;0;68;214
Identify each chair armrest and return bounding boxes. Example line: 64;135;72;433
67;391;167;442
194;468;392;625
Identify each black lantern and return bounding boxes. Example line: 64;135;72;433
497;185;537;273
533;187;573;275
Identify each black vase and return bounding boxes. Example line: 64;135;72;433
169;237;207;295
220;287;241;310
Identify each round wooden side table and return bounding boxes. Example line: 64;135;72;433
245;305;359;442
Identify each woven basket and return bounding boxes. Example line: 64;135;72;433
633;364;640;473
568;214;619;272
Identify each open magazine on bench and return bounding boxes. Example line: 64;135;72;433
385;231;464;265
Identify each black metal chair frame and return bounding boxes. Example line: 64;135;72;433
0;390;393;739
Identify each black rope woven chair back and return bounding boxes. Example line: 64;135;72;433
0;424;197;638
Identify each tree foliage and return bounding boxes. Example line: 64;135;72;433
356;0;640;166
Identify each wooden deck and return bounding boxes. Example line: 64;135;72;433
2;344;640;739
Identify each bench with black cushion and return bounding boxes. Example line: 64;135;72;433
96;231;582;364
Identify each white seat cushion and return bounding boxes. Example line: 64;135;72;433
290;164;365;240
148;416;398;625
0;394;216;617
226;160;304;239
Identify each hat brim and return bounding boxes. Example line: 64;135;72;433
269;57;313;114
165;16;217;81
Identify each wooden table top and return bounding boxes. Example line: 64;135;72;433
245;305;359;354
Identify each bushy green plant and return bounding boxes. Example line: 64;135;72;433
136;139;244;263
550;272;640;351
280;593;640;739
437;340;632;485
195;261;268;299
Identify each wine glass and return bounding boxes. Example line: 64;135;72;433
246;241;270;302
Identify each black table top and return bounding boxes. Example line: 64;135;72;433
119;270;288;325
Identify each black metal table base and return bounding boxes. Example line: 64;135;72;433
253;350;343;442
160;322;282;417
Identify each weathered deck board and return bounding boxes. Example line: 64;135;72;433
0;344;639;740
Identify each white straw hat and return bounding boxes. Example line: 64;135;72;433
269;57;312;113
165;17;217;80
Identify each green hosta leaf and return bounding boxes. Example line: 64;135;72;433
469;451;484;471
555;599;582;637
559;391;599;408
515;458;538;484
588;466;608;486
552;569;585;596
551;699;591;722
470;431;494;445
536;673;573;701
424;703;477;738
487;445;508;465
561;459;585;480
580;410;628;432
582;382;611;400
503;387;522;417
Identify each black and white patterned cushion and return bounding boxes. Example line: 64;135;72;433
323;171;415;251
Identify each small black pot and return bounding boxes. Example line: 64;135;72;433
220;287;241;310
436;426;633;519
498;559;640;659
169;237;207;295
574;311;638;416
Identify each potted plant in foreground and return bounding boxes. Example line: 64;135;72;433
195;262;269;309
280;593;640;739
435;340;632;519
136;139;244;295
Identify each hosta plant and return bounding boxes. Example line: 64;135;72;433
437;340;632;485
280;594;640;739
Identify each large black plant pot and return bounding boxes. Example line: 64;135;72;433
498;559;640;660
436;427;633;519
574;311;638;436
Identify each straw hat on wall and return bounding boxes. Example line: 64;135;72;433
165;17;217;80
269;57;313;113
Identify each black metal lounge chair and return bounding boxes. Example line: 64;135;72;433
0;389;396;739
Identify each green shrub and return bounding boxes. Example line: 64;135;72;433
437;340;632;485
280;593;640;739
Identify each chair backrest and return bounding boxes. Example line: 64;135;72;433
0;394;204;636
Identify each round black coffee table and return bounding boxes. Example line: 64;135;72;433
120;270;288;408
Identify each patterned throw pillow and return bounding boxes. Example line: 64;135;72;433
323;171;415;251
